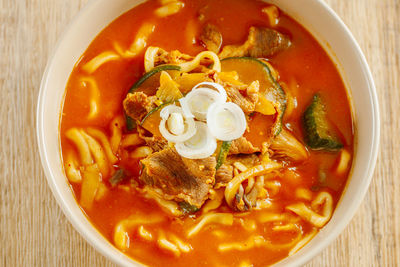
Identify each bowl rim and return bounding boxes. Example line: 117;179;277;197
36;0;380;266
36;0;139;266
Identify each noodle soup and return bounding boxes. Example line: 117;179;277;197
60;0;354;265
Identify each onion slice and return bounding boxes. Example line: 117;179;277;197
159;104;196;143
183;88;224;121
178;98;195;119
192;82;227;103
175;121;217;159
207;102;247;141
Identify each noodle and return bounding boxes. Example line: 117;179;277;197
94;182;108;201
286;192;333;227
202;189;224;213
157;234;181;257
225;162;281;208
273;223;298;232
109;115;125;154
239;218;257;232
121;133;145;148
65;128;93;166
288;228;318;256
178;51;221;73
233;162;248;172
142;188;183;216
187;213;233;237
264;180;281;197
258;213;285;223
114;214;164;251
169;235;193;253
82;51;120;74
80;164;101;210
155;1;184;17
80;77;100;119
144;46;163;72
262;5;280;27
336;149;351;174
114;23;155;58
86;127;118;164
295;188;313;201
138;226;153;241
64;151;82;183
239;261;254;267
80;130;109;177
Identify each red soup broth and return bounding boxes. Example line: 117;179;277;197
60;0;353;266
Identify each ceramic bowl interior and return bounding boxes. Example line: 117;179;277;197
37;0;380;266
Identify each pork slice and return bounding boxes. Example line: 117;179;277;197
224;83;259;114
137;126;168;152
144;136;168;152
229;137;260;155
219;26;291;59
140;148;216;208
225;154;261;168
200;24;223;53
123;92;157;122
247;27;291;58
215;164;233;189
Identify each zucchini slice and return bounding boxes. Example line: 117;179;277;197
125;114;137;131
215;141;232;170
125;65;181;130
302;94;343;151
140;101;173;126
220;57;286;135
128;64;181;93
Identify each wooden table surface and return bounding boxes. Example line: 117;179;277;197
1;0;399;266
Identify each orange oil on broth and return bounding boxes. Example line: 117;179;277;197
60;0;354;266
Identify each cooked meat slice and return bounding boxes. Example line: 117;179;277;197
148;47;196;70
219;26;291;59
140;148;216;208
143;136;168;152
229;137;260;155
137;126;168;152
247;27;291;58
200;24;223;53
215;164;233;188
123;92;157;122
225;154;261;169
224;82;259;113
163;50;194;65
148;47;215;71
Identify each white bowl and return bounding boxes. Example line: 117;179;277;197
37;0;380;266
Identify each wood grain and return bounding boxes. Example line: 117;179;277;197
0;0;398;266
